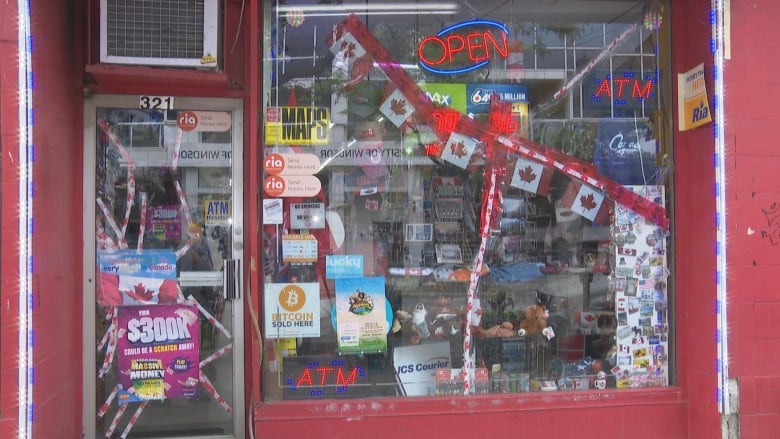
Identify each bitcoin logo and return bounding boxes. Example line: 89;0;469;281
279;285;306;312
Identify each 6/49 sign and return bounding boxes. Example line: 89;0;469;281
265;107;330;146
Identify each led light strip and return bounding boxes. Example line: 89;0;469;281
17;0;35;437
712;0;730;415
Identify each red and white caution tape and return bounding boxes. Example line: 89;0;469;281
97;224;118;250
97;384;118;418
98;308;119;378
104;402;129;438
174;180;193;233
170;127;183;171
98;121;138;246
188;295;233;339
119;401;149;439
461;169;500;394
96;198;127;249
552;23;639;101
199;370;233;414
137;192;148;252
200;344;234;368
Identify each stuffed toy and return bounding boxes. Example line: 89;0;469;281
516;304;549;336
430;295;461;338
474;304;551;338
411;303;430;339
475;321;517;338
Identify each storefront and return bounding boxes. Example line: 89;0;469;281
4;0;768;438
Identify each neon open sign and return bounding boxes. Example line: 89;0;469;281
418;19;510;75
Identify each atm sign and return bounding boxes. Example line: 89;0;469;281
204;200;231;226
265;107;330;146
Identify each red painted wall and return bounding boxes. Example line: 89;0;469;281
0;1;84;438
723;0;780;436
0;1;23;435
670;0;723;438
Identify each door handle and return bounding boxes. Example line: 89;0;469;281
223;259;241;301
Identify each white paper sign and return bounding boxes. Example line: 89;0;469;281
263;199;283;225
393;341;452;396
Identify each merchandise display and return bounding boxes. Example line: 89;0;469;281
262;0;672;400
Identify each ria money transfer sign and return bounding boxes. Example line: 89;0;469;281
116;304;201;404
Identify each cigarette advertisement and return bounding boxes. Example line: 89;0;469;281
116;304;201;404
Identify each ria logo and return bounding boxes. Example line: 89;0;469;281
418;19;510;75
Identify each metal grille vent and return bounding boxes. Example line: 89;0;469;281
106;0;204;59
100;0;219;67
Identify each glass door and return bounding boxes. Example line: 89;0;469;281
83;95;244;438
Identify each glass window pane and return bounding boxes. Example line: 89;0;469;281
261;0;672;401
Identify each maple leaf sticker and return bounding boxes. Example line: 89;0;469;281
450;141;468;158
340;41;357;58
390;99;407;116
518;166;537;183
125;282;155;302
580;193;598;210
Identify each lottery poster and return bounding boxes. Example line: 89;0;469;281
116;304;201;404
612;186;669;388
334;276;388;355
147;205;182;240
97;249;179;307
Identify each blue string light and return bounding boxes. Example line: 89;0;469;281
17;0;35;435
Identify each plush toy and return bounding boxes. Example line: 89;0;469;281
429;295;463;338
411;303;430;339
516;304;549;336
475;321;517;338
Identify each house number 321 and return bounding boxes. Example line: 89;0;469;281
139;95;174;110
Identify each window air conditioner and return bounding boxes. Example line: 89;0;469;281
99;0;220;68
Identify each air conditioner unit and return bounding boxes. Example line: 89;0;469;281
99;0;220;68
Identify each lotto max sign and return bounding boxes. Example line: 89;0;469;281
326;255;364;279
466;83;529;114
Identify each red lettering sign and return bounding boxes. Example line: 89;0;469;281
418;19;510;75
593;78;654;100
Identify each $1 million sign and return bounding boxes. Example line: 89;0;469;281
264;282;321;338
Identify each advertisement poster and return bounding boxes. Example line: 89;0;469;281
264;282;321;338
677;63;712;131
418;82;467;113
282;234;318;283
334;276;388;355
466;83;529;138
393;341;452;396
116;304;200;404
97;250;179;307
147;205;182;240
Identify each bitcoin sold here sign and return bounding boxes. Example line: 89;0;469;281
264;282;321;338
265;107;330;146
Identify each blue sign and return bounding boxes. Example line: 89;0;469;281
326;255;364;279
466;83;529;114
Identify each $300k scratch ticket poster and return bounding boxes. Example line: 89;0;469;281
116;304;200;404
